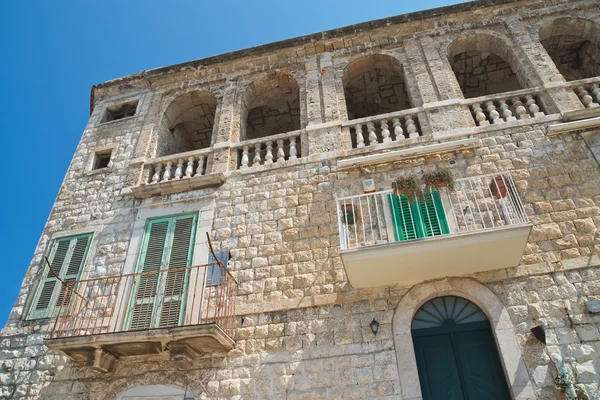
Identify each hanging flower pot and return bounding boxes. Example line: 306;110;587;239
422;168;456;191
392;176;424;201
490;175;508;199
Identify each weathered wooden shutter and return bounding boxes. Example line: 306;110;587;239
206;250;230;287
388;190;449;242
30;234;92;319
129;213;197;330
159;215;195;328
129;220;169;330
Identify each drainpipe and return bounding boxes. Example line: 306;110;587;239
550;353;577;399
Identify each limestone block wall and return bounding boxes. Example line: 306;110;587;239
2;0;600;399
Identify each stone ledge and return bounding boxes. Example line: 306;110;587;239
45;323;235;373
130;173;225;198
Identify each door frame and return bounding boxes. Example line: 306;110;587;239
392;277;535;399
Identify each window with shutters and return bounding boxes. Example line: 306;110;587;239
388;190;450;242
125;212;198;330
28;233;93;320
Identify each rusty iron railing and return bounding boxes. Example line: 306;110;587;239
46;263;237;339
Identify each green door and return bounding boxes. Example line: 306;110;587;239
412;296;511;400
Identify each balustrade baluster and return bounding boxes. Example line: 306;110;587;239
380;119;391;143
367;122;378;146
163;161;173;181
392;118;404;140
498;100;515;122
524;95;544;117
472;103;488;126
276;139;285;162
485;101;501;124
151;163;162;183
576;87;594;108
174;159;184;179
195;156;205;176
185;157;195;178
591;84;600;105
405;116;419;138
253;143;262;166
355;124;365;148
289;137;298;159
240;146;250;169
265;141;274;165
511;96;528;119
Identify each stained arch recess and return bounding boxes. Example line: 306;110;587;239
343;54;411;120
157;91;218;157
539;18;600;81
448;33;525;98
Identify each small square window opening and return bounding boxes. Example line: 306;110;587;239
93;150;112;170
102;101;138;123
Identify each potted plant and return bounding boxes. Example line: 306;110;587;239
422;168;456;191
490;175;508;199
392;175;424;201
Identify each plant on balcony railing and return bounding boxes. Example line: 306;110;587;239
337;171;529;251
422;168;456;191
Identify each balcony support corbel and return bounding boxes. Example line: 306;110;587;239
86;348;118;373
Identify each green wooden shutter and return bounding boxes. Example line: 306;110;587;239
388;190;449;242
159;215;195;328
128;213;197;330
30;233;92;319
388;193;419;241
416;190;450;238
129;220;169;330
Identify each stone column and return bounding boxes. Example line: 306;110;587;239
304;54;348;157
128;91;162;186
211;79;239;173
411;36;475;137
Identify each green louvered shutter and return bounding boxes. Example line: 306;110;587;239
416;190;450;238
159;215;195;328
128;213;197;330
30;234;92;319
129;220;169;330
388;193;419;241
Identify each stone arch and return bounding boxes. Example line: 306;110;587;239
241;71;301;141
539;17;600;81
156;90;218;157
342;53;411;120
117;384;195;399
392;277;535;399
447;32;528;98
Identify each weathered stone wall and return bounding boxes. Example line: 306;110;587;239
2;0;600;399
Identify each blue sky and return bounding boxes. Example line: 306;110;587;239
0;0;460;326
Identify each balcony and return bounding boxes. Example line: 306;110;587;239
44;264;237;372
336;172;532;288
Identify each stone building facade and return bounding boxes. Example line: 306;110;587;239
2;0;600;398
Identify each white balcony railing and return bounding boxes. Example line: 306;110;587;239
465;90;547;127
343;108;422;149
337;171;529;251
235;130;302;169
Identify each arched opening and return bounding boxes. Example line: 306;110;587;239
539;18;600;81
412;296;511;399
448;34;524;98
157;91;217;157
343;54;411;120
242;72;301;141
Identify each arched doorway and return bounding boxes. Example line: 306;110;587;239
412;296;511;399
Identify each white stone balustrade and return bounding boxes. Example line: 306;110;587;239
469;93;546;126
237;132;301;169
147;151;208;184
574;84;600;108
348;110;421;149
